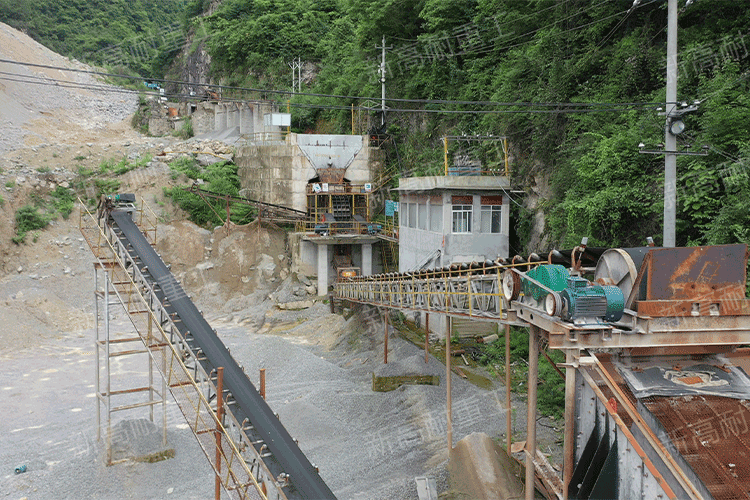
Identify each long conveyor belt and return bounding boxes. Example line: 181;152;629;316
110;210;336;500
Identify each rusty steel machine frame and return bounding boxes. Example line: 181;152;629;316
333;243;750;500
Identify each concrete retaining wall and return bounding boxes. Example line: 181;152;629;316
236;133;378;212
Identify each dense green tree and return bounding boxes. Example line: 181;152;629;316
0;0;185;77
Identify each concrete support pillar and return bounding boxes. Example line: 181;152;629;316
215;105;227;131
240;105;253;135
362;244;373;276
317;244;329;296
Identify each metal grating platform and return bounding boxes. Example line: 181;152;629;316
642;395;750;500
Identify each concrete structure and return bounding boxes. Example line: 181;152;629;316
190;101;277;137
238;134;384;294
146;100;279;138
289;234;383;296
236;134;377;213
396;175;511;270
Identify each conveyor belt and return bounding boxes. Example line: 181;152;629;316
110;210;335;499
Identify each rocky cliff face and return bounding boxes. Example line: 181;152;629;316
165;2;218;97
170;37;212;96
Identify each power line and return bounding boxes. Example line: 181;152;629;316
388;0;571;43
0;72;661;117
0;58;664;111
0;74;662;115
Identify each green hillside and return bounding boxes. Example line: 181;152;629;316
0;0;187;76
6;0;748;250
190;0;750;250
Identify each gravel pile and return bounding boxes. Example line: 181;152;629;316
216;319;514;500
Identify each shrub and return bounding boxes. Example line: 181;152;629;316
478;327;565;419
174;117;193;139
168;157;200;179
94;179;122;197
13;205;51;244
50;185;75;219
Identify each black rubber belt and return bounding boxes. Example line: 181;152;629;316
111;210;336;499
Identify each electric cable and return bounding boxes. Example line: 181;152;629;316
0;59;665;111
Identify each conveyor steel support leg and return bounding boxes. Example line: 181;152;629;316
149;316;154;423
162;345;167;447
384;310;389;364
447;316;453;452
563;350;576;500
506;323;512;456
105;271;112;465
215;367;224;500
526;326;539;500
260;368;266;400
95;266;101;442
425;313;430;364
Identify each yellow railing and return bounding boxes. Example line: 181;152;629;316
295;220;384;236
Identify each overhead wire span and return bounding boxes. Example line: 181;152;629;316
0;59;664;113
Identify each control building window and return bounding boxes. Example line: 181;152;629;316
481;205;502;233
480;196;503;234
408;203;417;228
418;203;427;230
452;205;472;233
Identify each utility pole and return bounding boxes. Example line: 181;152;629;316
376;36;391;127
664;0;678;247
297;56;302;93
288;57;302;94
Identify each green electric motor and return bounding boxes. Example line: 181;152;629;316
556;276;625;323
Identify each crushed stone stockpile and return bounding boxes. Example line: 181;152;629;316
0;22;138;154
0;306;521;500
214;312;523;500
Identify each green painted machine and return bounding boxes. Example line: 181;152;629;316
514;264;625;324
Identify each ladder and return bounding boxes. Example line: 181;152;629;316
381;240;398;273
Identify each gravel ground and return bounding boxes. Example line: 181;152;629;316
212;310;539;500
0;316;216;500
0;271;546;500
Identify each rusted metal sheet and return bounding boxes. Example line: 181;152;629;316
644;244;748;301
638;298;750;317
616;356;750;399
316;168;347;184
642;395;750;500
